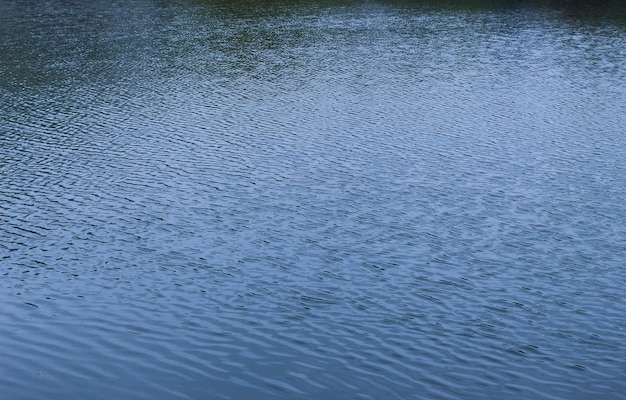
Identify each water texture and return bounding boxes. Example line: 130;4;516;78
1;1;625;399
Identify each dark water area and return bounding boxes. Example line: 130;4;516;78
1;0;625;399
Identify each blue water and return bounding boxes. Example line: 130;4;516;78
1;1;625;399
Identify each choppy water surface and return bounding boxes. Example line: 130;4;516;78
1;0;625;398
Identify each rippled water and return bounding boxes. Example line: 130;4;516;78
2;1;626;399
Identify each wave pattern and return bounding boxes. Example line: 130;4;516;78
2;1;626;399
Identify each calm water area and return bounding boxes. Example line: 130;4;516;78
1;0;625;398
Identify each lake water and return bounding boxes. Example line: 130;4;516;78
1;0;625;399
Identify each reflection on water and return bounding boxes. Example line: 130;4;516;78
1;1;625;399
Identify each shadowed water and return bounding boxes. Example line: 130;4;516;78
1;0;625;399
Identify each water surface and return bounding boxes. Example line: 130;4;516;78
1;1;625;399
